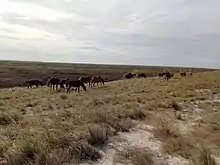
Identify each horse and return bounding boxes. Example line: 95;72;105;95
180;72;187;77
47;77;61;91
59;77;70;90
23;79;43;88
78;76;92;87
124;73;136;79
164;72;174;80
137;73;146;78
66;80;87;93
159;72;165;77
90;76;105;88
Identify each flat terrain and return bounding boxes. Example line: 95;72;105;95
0;70;220;165
0;60;215;88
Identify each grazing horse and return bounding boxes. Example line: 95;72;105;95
164;72;174;80
59;77;70;90
137;73;146;78
47;77;61;91
124;73;136;79
189;72;193;76
158;72;166;78
78;76;92;87
23;79;43;88
66;80;87;93
90;76;105;87
180;72;187;77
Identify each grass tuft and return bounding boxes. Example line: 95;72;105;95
116;147;155;165
69;141;102;162
129;109;146;120
0;111;22;125
88;124;108;147
193;148;218;165
153;116;179;139
170;101;182;111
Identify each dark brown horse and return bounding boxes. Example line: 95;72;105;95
180;72;187;77
164;72;174;80
137;73;146;78
78;76;92;87
47;77;61;91
124;73;136;79
66;80;87;93
90;76;105;88
159;72;166;77
23;79;43;88
59;77;70;89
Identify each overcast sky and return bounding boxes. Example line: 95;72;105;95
0;0;220;68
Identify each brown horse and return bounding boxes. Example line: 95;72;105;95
90;76;105;87
23;79;43;88
66;80;87;93
59;77;70;90
47;77;61;91
78;76;92;87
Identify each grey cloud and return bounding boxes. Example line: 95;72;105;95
0;0;220;68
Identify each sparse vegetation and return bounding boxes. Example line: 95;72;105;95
170;101;182;111
0;60;215;88
193;148;218;165
116;147;155;165
0;64;219;164
88;124;108;147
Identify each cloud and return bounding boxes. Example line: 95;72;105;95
0;0;220;68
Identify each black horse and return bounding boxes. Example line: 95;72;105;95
47;77;61;91
66;80;87;93
23;79;43;88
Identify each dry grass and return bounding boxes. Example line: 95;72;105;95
115;147;155;165
193;112;220;150
0;70;219;164
193;148;218;165
88;124;108;147
153;115;180;139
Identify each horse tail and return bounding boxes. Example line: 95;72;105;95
47;79;51;87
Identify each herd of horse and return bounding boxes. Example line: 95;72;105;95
23;76;105;93
124;71;193;80
23;71;192;93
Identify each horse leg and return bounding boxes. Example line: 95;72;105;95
67;87;70;93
